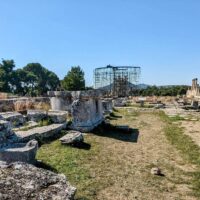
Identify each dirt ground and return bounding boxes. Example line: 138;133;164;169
92;109;196;200
181;120;200;147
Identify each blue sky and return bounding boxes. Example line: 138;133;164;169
1;0;200;86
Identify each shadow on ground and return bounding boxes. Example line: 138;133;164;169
35;160;58;173
92;123;139;143
66;142;91;150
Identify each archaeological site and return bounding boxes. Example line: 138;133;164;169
1;1;200;199
1;58;200;200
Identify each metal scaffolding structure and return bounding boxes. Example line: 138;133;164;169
94;65;141;97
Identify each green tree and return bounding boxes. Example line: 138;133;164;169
23;63;60;96
61;66;85;91
0;59;15;93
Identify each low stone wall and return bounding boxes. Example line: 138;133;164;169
16;123;67;142
0;97;50;112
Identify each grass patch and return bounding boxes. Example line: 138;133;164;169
158;111;200;197
37;135;100;199
38;117;53;127
168;115;185;122
125;103;154;109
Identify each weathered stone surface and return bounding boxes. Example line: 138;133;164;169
16;123;67;142
102;99;113;114
48;91;72;111
27;110;47;122
59;131;84;144
48;110;68;123
0;120;14;146
0;97;50;112
0;162;76;200
113;98;127;107
48;90;104;132
0;112;25;127
71;89;103;100
187;78;200;98
71;98;103;132
13;121;38;132
0;140;38;164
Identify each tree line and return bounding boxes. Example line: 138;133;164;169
0;59;85;96
0;59;189;97
131;85;189;96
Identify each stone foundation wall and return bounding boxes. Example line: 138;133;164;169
0;97;50;112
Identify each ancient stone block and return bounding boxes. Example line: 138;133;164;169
48;91;72;111
59;130;84;145
0;112;25;127
102;99;113;114
0;162;76;199
27;110;47;122
0;139;38;164
48;110;68;123
71;98;103;132
0;120;14;146
48;90;104;132
16;123;67;142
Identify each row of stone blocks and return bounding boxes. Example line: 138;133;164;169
0;111;76;199
0;110;68;128
0;110;68;165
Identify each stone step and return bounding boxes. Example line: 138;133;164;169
15;123;67;142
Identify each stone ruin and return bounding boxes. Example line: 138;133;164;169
48;90;104;132
0;108;69;164
0;110;75;199
0;162;76;199
0;89;116;199
187;78;200;98
112;97;128;107
0;119;38;164
49;91;72;112
102;98;113;115
0;97;50;112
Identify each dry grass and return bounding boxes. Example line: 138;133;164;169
37;108;198;200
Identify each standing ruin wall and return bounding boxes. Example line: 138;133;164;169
187;78;200;98
48;90;104;132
